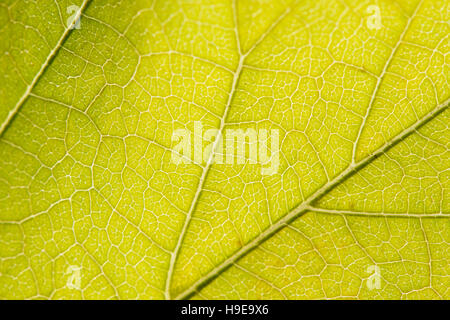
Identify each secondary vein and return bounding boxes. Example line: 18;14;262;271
0;0;91;137
176;97;449;300
351;0;424;163
164;2;296;299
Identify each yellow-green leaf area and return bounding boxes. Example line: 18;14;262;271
0;0;448;300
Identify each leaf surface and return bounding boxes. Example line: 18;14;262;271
0;0;449;299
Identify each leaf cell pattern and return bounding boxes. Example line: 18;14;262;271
0;0;449;299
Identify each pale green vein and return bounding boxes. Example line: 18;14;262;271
306;206;449;218
165;1;297;299
0;0;91;137
352;0;424;163
176;97;449;300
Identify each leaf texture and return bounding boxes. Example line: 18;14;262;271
0;0;449;299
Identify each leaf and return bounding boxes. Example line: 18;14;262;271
0;0;448;300
0;0;89;133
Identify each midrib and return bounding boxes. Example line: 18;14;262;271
0;0;91;137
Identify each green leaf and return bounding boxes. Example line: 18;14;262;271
0;0;449;300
